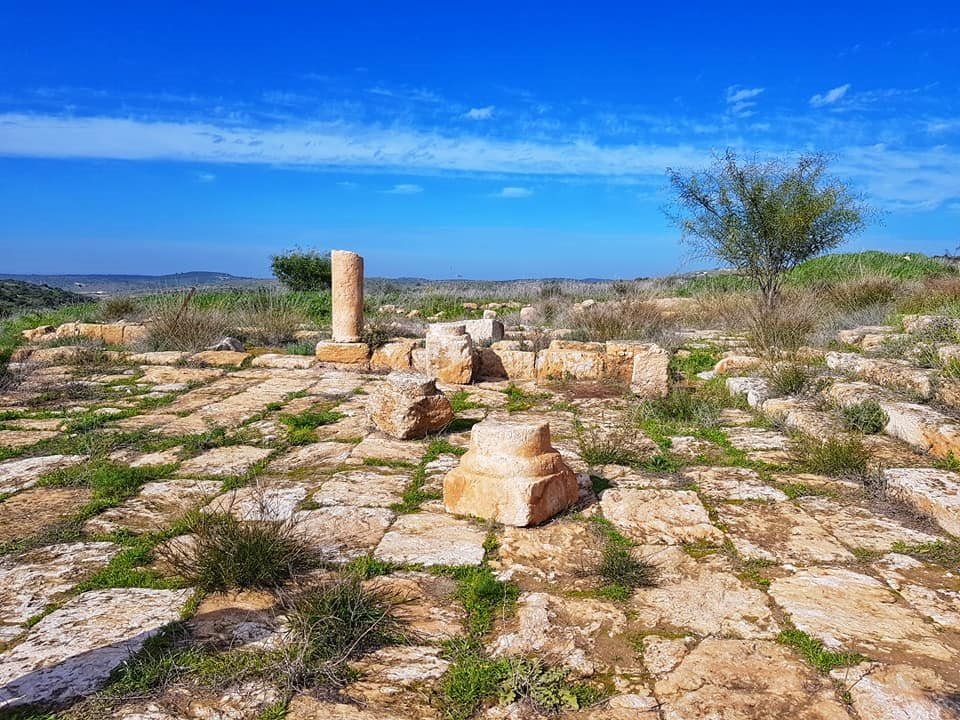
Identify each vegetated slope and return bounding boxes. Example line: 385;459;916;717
0;280;88;318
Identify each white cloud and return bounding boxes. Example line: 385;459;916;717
464;105;495;120
810;83;851;107
336;180;359;189
195;171;216;182
493;186;532;198
725;87;764;117
384;183;423;194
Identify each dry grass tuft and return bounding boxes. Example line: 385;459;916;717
564;297;674;342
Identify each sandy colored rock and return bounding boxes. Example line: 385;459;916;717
797;496;941;553
684;466;788;501
315;341;371;364
713;354;762;375
368;372;454;440
128;351;191;365
0;429;58;448
770;566;957;665
536;339;604;381
725;375;770;408
139;364;224;384
187;590;283;651
374;512;486;566
267;441;354;472
479;347;537;380
600;488;724;545
875;553;960;632
826;351;936;399
85;479;221;535
641;635;691;675
189;350;251;367
250;353;317;369
443;419;578;526
205;483;308;521
655;639;851;719
297;505;395;560
177;445;272;477
435;319;504;344
312;469;408;507
491;520;601;584
0;454;86;495
331;249;364;343
830;662;958;720
365;572;464;640
371;339;419;372
426;324;475;384
717;501;854;564
0;487;92;544
629;344;671;398
0;587;191;709
883;468;960;535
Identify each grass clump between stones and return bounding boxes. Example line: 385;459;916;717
279;404;345;445
777;626;867;673
841;400;888;434
793;434;870;478
586;516;658;600
503;384;548;412
891;540;960;570
765;362;811;397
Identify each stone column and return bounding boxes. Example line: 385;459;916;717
331;250;364;343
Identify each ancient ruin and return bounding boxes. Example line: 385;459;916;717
443;419;579;526
368;371;455;440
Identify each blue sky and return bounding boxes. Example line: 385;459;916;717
1;2;958;279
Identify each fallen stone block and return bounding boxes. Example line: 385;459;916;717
883;468;960;536
368;372;454;440
630;343;671;398
826;352;935;399
443;419;578;526
425;324;474;384
370;339;419;372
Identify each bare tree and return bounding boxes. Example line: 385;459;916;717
667;150;869;309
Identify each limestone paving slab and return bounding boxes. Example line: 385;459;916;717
684;466;788;501
297;505;395;560
374;511;486;566
0;541;120;631
204;484;309;521
0;454;86;495
599;488;724;545
883;468;960;536
829;661;960;720
266;441;354;473
797;496;942;553
84;479;222;535
875;553;960;632
311;469;409;508
0;487;92;544
0;588;192;710
175;445;272;477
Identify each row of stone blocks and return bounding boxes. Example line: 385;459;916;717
22;322;150;346
318;327;671;395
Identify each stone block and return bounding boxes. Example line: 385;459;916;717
315;341;371;365
370;339;419;372
368;372;455;440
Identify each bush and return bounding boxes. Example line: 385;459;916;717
565;297;671;342
99;295;140;321
746;294;820;354
575;420;644;466
167;511;316;591
236;288;310;346
143;294;235;352
824;275;899;312
841;400;888;434
271;249;332;292
794;435;870;477
766;362;811;397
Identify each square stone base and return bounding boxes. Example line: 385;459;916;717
315;341;371;364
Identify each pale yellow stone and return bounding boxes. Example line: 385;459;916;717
331;249;364;343
315;341;371;364
368;372;454;440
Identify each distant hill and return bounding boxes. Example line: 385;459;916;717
0;280;89;318
0;272;275;296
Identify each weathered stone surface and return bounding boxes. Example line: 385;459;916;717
312;470;408;507
374;512;486;566
713;354;762;375
684;466;788;501
250;353;317;369
478;347;537;380
489;592;630;676
490;520;600;585
350;435;425;463
0;454;85;495
761;397;843;439
111;680;280;719
128;351;191;365
726;376;770;408
797;496;941;553
435;319;504;344
365;572;464;640
641;635;692;676
0;487;91;544
288;696;432;719
177;445;272;477
654;639;851;720
139;365;224;384
883;468;960;535
0;429;58;448
826;351;936;399
368;372;454;440
717;501;854;564
187;590;283;651
0;588;191;709
903;314;960;335
298;506;395;560
629;344;670;398
85;479;221;535
770;567;957;665
536;340;604;381
425;324;475;384
0;542;120;630
830;662;958;720
331;249;364;343
189;350;251;367
600;488;724;545
315;341;371;364
837;325;896;346
443;419;578;527
205;484;308;521
371;339;419;372
519;306;541;324
267;441;354;473
875;553;960;632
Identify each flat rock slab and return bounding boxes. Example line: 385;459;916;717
343;645;450;708
251;353;317;369
374;512;486;566
109;679;280;719
365;572;464;641
297;506;395;560
684;466;788;501
830;661;960;720
0;587;191;709
0;454;86;495
288;696;437;720
312;470;409;508
884;468;960;536
139;365;224;385
488;591;631;676
717;501;854;564
85;479;222;535
0;430;58;448
875;553;960;632
797;496;941;553
655;639;851;719
0;486;91;544
187;590;283;651
631;563;780;639
0;541;120;629
267;442;354;473
770;567;958;667
350;435;426;463
490;520;601;586
176;445;272;477
600;488;724;546
205;484;308;521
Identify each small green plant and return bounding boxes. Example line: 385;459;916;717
587;517;658;600
167;512;316;591
891;540;960;570
766;362;810;397
841;400;888;434
503;384;548;412
449;389;484;413
670;345;720;379
435;565;520;637
794;435;869;477
777;626;867;673
280;405;345;444
497;657;602;712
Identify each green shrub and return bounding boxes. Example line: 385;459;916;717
766;362;811;397
271;249;332;291
841;400;888;434
777;626;866;673
794;435;870;477
168;512;316;591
